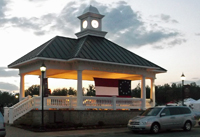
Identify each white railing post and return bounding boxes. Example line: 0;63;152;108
3;107;9;124
9;107;14;124
113;96;116;110
69;96;72;110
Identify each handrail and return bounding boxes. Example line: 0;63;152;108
4;95;32;124
9;96;36;124
11;95;31;108
7;95;153;124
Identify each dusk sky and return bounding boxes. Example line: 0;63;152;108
0;0;200;93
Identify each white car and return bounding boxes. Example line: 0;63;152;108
127;106;196;134
0;112;6;137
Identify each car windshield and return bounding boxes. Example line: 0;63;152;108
140;108;162;116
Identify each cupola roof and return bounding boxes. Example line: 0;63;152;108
83;5;100;14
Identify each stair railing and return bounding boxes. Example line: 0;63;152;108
8;96;37;124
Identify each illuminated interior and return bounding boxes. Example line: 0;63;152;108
26;69;143;81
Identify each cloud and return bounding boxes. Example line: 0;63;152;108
153;38;187;49
0;82;19;91
0;0;7;18
152;14;179;24
0;67;19;77
167;38;186;46
195;33;200;36
192;77;199;80
50;1;86;35
160;14;178;23
0;0;183;49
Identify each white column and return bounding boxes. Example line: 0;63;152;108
76;70;83;110
39;75;42;97
19;74;25;101
141;75;146;110
39;72;46;96
150;78;156;107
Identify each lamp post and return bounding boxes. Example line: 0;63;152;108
40;63;46;130
181;73;185;106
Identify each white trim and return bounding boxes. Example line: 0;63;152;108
68;58;166;72
9;57;166;73
8;57;67;68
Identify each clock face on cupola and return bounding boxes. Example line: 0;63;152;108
80;5;102;31
82;19;99;29
75;5;107;38
91;20;99;28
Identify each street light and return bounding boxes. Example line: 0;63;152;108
40;63;46;130
15;94;19;98
181;73;185;106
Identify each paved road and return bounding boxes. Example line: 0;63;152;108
5;125;200;137
5;125;127;137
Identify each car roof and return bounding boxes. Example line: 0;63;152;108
153;105;189;108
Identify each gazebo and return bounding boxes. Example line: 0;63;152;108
4;5;166;125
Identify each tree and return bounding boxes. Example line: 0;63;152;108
25;85;40;97
52;88;68;96
85;85;95;96
68;87;77;95
146;85;150;98
131;83;141;97
0;91;19;113
51;87;76;96
131;84;151;98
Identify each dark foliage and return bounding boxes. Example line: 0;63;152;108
0;91;19;113
25;85;40;97
85;85;95;96
52;87;76;96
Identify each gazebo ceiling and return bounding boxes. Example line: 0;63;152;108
27;69;141;81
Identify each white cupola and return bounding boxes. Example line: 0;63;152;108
75;5;107;38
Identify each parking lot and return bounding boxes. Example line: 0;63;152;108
4;124;200;137
5;125;127;137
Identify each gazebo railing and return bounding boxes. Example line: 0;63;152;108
5;95;153;124
45;96;77;109
82;96;143;110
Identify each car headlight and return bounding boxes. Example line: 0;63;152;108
128;120;133;124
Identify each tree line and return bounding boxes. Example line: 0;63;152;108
0;82;200;113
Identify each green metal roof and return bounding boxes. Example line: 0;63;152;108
8;35;166;72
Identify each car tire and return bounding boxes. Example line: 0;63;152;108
183;121;192;131
150;123;160;134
